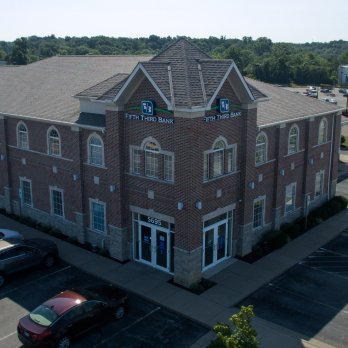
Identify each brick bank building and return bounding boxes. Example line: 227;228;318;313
0;39;343;286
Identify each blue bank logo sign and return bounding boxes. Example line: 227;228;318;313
141;100;154;116
219;98;229;113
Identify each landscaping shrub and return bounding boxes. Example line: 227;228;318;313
263;229;289;250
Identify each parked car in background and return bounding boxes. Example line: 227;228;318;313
343;92;348;97
0;229;23;240
330;93;336;97
329;98;337;104
18;284;128;348
0;238;58;287
339;88;348;93
307;86;317;92
320;88;331;93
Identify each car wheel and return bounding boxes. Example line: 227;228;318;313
0;274;5;288
57;336;70;348
43;255;55;268
115;305;125;319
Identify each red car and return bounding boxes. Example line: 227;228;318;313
17;285;128;348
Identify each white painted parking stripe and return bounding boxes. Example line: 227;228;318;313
0;265;72;297
0;331;17;342
93;306;161;347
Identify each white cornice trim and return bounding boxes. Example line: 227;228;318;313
0;112;105;131
259;110;344;129
113;64;172;109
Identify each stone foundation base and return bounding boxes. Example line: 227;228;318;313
173;247;202;288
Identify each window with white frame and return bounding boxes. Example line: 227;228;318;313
20;178;32;206
90;199;106;233
288;125;299;154
204;137;237;181
253;197;265;229
17;122;29;149
315;171;325;197
145;141;160;178
50;187;64;217
285;182;296;214
255;132;267;165
88;134;104;166
130;138;174;182
164;154;174;182
47;127;61;156
318;119;328;144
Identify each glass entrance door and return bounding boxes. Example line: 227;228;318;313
139;224;170;271
203;221;228;269
140;225;152;263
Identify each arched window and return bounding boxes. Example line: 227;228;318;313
88;134;104;166
145;141;160;178
255;132;267;165
47;127;61;156
288;125;299;154
204;137;236;181
318;118;328;144
17;122;28;149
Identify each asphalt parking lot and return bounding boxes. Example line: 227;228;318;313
0;260;208;348
237;230;348;348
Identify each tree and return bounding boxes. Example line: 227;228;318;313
10;37;29;65
209;305;259;348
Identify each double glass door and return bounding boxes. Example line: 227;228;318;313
139;224;170;271
203;221;228;269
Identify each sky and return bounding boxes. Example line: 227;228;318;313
1;0;347;43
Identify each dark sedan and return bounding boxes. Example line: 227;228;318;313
0;238;58;287
18;285;129;348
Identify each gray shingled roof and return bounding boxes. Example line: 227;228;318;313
75;73;129;99
0;55;150;123
148;39;227;107
245;78;343;127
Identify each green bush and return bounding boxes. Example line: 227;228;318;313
282;221;304;240
209;305;259;348
263;229;289;250
341;135;346;145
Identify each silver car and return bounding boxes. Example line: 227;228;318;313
0;238;59;287
0;229;23;240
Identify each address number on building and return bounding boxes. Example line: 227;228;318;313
147;217;162;226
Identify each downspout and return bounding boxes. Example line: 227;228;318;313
328;113;336;199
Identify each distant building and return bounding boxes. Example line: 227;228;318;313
338;65;348;86
0;39;344;287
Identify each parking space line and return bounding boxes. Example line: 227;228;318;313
0;331;17;342
0;265;72;297
268;282;348;314
93;306;161;347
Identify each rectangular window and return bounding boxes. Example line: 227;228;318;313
50;188;64;217
90;200;106;233
145;151;159;178
213;149;224;177
227;146;236;173
285;183;296;214
164;154;174;182
253;197;265;229
132;148;142;175
20;178;32;206
315;171;324;197
203;152;209;181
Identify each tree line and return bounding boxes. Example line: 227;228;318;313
1;35;348;86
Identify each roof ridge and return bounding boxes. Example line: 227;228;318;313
151;37;211;61
182;40;194;107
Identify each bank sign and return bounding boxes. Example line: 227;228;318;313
202;98;241;122
125;100;174;124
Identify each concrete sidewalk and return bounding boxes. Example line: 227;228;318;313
1;208;348;348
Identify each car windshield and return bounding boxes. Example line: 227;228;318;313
29;305;58;327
